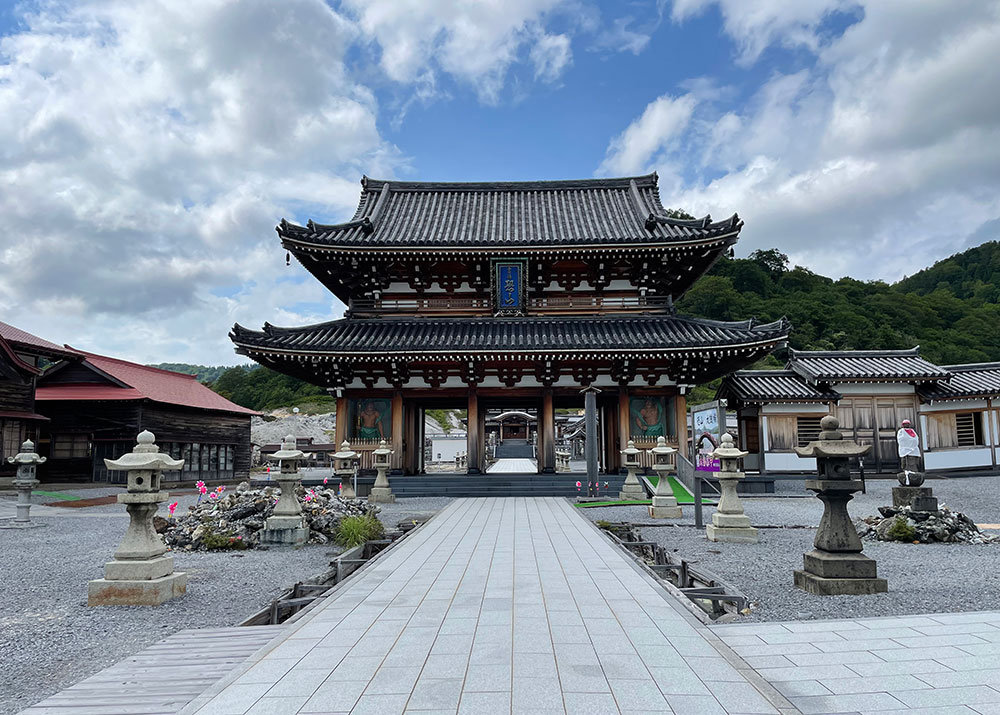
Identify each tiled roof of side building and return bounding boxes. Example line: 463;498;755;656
230;315;790;356
787;347;950;383
36;351;258;415
919;363;1000;400
277;174;742;249
0;320;80;359
716;370;841;404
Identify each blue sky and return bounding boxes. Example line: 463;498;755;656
0;0;998;364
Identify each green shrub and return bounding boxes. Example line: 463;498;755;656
202;529;249;550
886;517;917;542
335;512;385;547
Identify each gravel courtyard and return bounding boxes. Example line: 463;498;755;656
579;476;1000;623
0;489;451;715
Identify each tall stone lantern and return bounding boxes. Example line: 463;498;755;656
6;439;45;527
261;435;310;546
793;415;888;595
618;440;645;501
705;433;758;543
647;436;682;518
369;439;395;504
334;440;360;499
88;431;186;606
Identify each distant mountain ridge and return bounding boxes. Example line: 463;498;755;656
147;363;237;384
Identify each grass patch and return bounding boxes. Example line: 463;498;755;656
31;490;81;501
645;476;714;504
335;511;386;547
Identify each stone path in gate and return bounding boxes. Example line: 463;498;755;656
177;496;1000;715
486;459;538;473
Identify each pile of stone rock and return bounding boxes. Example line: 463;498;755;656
855;505;998;544
159;482;373;550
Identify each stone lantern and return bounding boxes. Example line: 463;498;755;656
647;436;681;518
369;439;395;504
705;433;758;543
618;440;644;501
334;440;360;499
793;415;888;595
261;435;310;546
6;439;45;527
88;431;186;606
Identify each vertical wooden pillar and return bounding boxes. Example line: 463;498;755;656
540;388;555;474
583;387;599;490
675;391;688;459
467;388;481;474
391;391;404;472
335;396;348;447
603;401;617;474
618;386;630;454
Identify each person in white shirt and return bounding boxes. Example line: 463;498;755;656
896;419;921;484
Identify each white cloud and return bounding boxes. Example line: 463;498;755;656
670;0;860;64
598;94;698;176
341;0;570;104
0;0;398;365
605;1;1000;281
531;32;572;82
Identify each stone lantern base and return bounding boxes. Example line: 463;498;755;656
648;495;682;519
261;515;309;545
793;550;887;595
88;555;188;606
706;512;759;543
618;480;645;502
369;486;396;504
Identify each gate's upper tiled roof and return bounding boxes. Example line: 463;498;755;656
277;174;742;250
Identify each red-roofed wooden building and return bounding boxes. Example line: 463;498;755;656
0;321;79;483
35;350;256;484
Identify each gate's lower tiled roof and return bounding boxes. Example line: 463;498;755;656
231;315;790;357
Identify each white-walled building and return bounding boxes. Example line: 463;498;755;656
717;349;999;476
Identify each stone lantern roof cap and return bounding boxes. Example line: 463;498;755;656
333;439;359;460
621;439;642;457
648;435;676;455
373;439;393;456
7;439;46;466
794;415;872;459
711;432;747;460
269;434;311;461
103;430;184;471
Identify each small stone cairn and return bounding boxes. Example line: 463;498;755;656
260;435;310;546
793;415;888;596
3;439;45;528
88;431;187;606
705;433;758;543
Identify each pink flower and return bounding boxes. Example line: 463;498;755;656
236;535;243;540
195;480;205;489
167;502;178;516
323;477;329;485
209;492;218;500
216;485;225;493
198;485;208;495
575;481;581;488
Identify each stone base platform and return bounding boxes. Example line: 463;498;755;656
794;549;888;595
648;502;682;518
618;483;646;501
368;487;396;504
88;571;187;606
260;526;309;545
706;524;759;543
893;485;934;508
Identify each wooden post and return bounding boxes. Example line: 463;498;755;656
618;386;630;455
540;388;555;474
675;390;688;459
467;388;481;474
391;391;404;472
582;386;600;494
335;396;348;447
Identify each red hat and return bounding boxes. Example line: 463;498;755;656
901;419;912;425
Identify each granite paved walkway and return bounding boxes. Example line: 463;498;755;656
711;612;1000;715
486;459;538;473
182;497;785;715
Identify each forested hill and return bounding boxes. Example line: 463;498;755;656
148;363;231;383
677;241;1000;366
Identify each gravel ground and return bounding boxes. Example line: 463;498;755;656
579;477;1000;622
0;493;450;715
